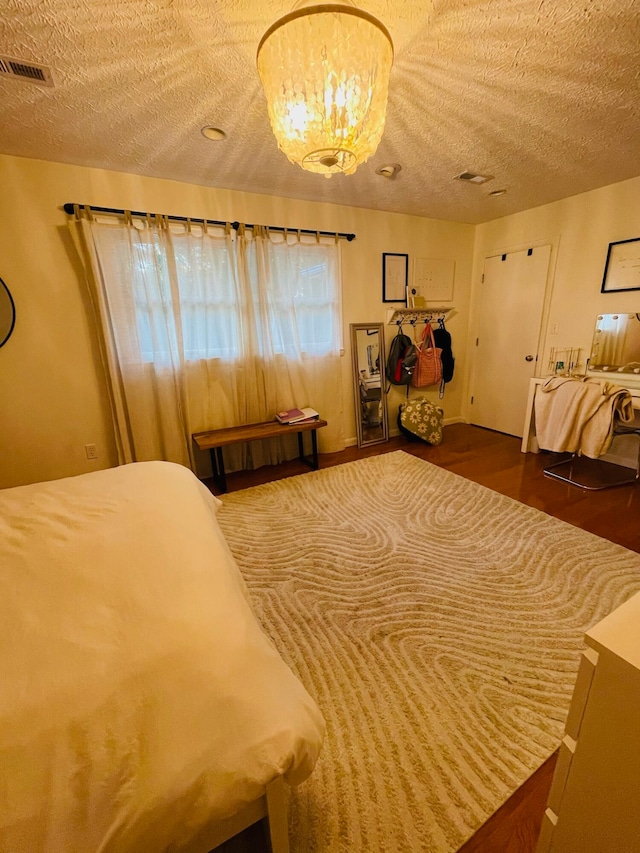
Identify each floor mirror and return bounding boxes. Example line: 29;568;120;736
350;322;389;447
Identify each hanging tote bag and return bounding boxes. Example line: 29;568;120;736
412;323;443;388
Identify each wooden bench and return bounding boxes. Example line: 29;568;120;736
192;418;328;493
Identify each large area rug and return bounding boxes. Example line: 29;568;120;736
217;451;640;852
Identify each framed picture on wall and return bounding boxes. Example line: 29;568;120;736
601;237;640;293
413;257;455;303
382;253;408;303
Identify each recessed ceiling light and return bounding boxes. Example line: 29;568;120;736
488;188;507;197
201;126;226;141
376;163;402;179
454;171;494;184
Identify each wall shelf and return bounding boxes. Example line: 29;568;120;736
386;307;454;325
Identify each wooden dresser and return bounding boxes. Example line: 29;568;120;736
536;591;640;852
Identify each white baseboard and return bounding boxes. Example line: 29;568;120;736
347;416;465;447
602;452;636;470
603;432;640;470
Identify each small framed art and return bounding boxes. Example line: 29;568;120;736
601;237;640;293
382;253;408;303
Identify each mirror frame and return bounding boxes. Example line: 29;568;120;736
350;322;389;448
0;277;16;349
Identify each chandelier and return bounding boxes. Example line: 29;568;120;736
256;1;394;178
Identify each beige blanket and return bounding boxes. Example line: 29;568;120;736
0;462;324;853
535;376;634;457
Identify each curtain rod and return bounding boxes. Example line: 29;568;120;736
62;203;356;242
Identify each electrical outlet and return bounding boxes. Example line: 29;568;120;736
551;323;559;334
84;443;98;460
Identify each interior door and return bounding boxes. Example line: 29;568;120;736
470;244;551;437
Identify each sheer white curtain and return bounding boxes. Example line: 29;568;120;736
69;212;345;473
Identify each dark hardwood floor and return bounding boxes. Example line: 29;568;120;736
211;423;640;852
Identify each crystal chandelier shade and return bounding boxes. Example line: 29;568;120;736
257;4;393;177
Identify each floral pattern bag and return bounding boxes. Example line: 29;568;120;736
398;397;444;445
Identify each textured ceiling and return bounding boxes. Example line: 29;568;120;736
1;0;639;224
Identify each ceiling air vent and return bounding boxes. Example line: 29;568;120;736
0;56;54;87
454;171;493;184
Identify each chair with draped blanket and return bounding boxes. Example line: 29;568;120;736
535;376;640;489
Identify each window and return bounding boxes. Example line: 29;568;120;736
108;225;341;363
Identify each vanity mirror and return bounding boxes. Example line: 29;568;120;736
588;313;640;375
350;323;388;447
0;277;16;348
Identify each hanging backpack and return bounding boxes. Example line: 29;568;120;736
433;320;455;398
385;329;417;388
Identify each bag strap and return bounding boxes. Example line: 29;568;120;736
420;322;437;352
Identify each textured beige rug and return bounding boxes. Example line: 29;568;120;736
217;451;640;852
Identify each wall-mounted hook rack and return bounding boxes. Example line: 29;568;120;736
386;307;454;325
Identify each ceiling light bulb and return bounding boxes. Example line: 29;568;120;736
377;163;401;178
201;126;226;141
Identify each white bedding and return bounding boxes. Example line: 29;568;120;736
0;461;324;853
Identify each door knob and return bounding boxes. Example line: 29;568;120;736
525;355;534;362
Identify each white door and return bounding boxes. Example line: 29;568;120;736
470;244;551;437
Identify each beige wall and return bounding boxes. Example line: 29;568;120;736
469;176;640;420
2;153;637;490
0;154;474;488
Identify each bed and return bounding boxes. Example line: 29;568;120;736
0;461;324;853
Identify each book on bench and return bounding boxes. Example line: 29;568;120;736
276;407;320;424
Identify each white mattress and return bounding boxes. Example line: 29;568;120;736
0;461;324;852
